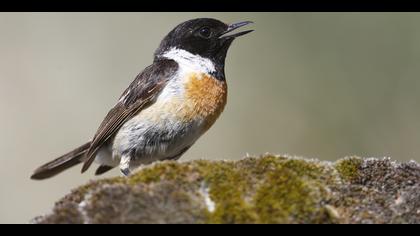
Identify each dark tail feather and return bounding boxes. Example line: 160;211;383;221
31;142;91;180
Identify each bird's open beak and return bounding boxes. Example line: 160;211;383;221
219;21;254;39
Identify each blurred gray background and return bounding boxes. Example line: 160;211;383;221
1;12;420;223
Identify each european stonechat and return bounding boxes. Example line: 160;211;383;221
31;18;253;180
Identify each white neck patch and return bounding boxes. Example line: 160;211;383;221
161;47;216;74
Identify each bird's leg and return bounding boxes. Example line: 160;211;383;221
119;155;131;176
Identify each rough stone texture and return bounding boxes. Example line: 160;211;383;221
32;155;420;224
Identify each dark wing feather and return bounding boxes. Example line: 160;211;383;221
81;59;178;173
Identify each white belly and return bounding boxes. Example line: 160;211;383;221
113;100;205;164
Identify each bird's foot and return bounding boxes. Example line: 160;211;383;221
120;168;131;176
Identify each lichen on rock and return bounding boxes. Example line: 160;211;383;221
33;155;420;224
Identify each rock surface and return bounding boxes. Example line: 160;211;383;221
33;155;420;224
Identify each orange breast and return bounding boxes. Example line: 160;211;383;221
184;72;228;131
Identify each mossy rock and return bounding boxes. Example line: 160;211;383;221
33;155;420;224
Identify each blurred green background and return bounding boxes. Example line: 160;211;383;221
1;12;420;223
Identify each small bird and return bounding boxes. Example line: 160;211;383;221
31;18;253;180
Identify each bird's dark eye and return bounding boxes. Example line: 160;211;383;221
198;27;212;39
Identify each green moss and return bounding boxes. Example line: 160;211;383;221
334;157;363;182
254;169;311;223
128;161;205;185
54;155;341;223
36;154;419;224
194;156;340;223
120;160;259;223
198;162;258;223
251;156;337;223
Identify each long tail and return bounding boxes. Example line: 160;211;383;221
30;142;91;180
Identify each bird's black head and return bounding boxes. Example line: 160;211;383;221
154;18;253;79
